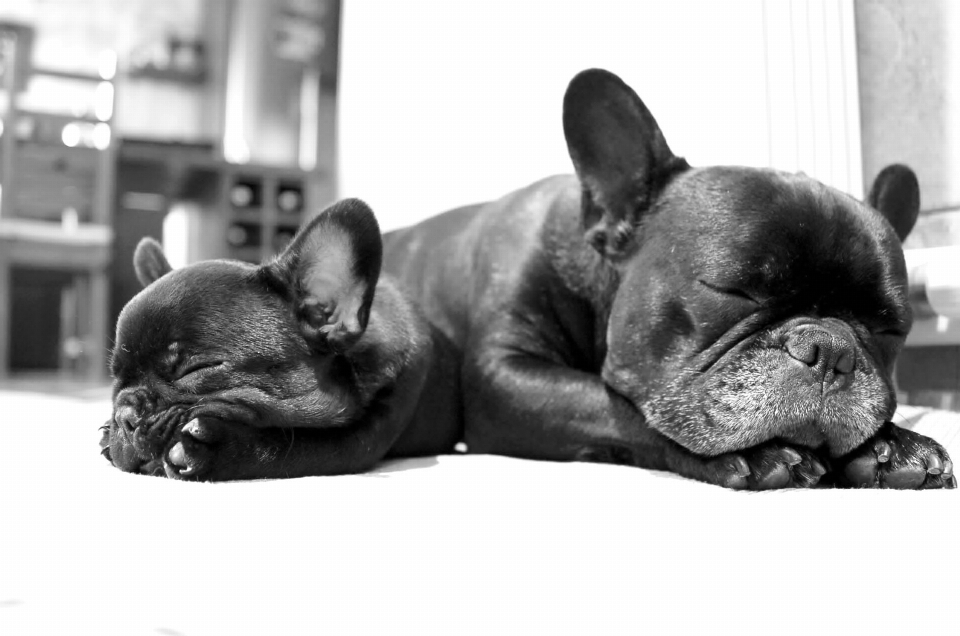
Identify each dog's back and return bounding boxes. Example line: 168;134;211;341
382;176;584;349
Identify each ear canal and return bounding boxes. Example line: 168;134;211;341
562;68;689;260
268;198;382;354
867;164;920;242
133;237;173;287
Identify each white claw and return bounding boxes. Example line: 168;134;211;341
183;418;202;437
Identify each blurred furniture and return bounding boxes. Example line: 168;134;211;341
899;246;960;411
110;140;313;335
0;22;115;381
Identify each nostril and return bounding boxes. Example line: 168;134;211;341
586;227;606;253
835;349;856;374
785;327;857;379
785;335;819;366
116;404;140;432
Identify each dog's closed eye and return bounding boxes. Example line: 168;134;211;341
697;279;760;305
175;360;225;381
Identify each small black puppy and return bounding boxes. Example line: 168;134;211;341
383;68;954;489
101;199;461;480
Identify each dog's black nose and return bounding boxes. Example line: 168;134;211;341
785;327;856;385
115;404;140;433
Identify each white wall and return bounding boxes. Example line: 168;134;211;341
338;0;860;230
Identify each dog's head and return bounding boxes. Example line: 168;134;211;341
563;69;920;458
101;198;383;475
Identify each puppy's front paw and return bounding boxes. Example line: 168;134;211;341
163;418;225;481
834;422;955;489
707;443;828;490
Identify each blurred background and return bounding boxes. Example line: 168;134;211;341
0;0;957;409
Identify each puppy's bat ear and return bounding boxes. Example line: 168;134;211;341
867;164;920;242
265;198;382;354
133;238;173;287
563;68;689;261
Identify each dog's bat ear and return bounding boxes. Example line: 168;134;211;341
867;164;920;242
266;198;382;354
133;238;173;287
563;68;689;261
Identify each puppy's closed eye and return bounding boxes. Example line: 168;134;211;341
697;279;760;305
175;360;225;381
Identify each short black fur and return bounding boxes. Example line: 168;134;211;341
381;68;953;490
102;198;462;480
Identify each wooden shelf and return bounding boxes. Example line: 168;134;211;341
230;208;266;224
0;30;115;381
31;67;105;83
127;65;206;85
14;109;111;126
0;219;112;269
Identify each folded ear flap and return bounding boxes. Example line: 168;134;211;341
563;68;689;260
133;238;173;287
266;198;382;354
866;164;920;242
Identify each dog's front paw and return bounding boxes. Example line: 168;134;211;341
164;418;217;480
706;443;828;490
834;422;955;489
163;417;256;481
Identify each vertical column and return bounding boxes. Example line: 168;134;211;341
762;0;863;197
0;28;22;219
88;267;110;381
0;251;9;380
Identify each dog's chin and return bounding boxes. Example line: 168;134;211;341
640;347;894;458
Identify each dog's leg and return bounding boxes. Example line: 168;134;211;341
463;354;830;489
164;360;429;481
161;416;395;480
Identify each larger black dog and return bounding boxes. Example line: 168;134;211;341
383;68;954;489
101;199;461;480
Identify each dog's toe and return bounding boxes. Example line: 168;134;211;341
168;441;187;468
755;461;792;489
706;443;827;490
713;454;751;489
183;418;215;442
164;440;200;478
163;420;216;479
942;460;956;489
842;454;880;486
749;445;826;490
882;465;926;489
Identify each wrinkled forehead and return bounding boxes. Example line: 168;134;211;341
115;261;289;356
121;261;254;322
653;166;900;267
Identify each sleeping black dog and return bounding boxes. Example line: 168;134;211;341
382;68;955;489
100;199;461;480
